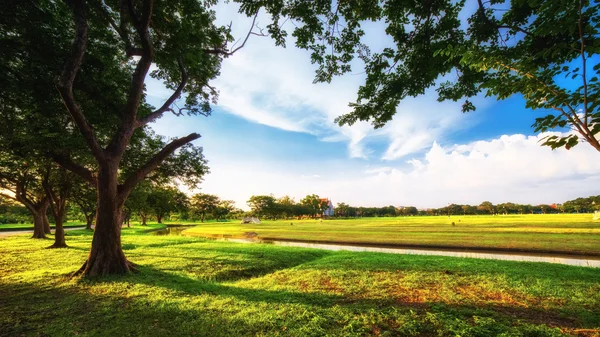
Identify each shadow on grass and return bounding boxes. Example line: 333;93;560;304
0;274;594;337
0;280;282;337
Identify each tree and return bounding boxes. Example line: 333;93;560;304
0;154;50;238
276;195;296;219
191;194;220;222
479;201;495;215
336;202;350;217
247;195;277;219
126;183;152;226
214;200;236;221
147;186;188;223
42;166;73;248
259;0;600;152
300;194;322;218
71;178;97;230
1;0;232;276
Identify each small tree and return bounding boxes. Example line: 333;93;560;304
147;186;188;223
191;194;220;222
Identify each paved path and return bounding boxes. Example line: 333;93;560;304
0;226;86;238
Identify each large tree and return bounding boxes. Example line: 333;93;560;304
256;0;600;152
17;0;231;276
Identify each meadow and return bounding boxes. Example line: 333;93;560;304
184;214;600;256
1;223;599;336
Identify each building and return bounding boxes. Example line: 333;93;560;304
320;198;335;217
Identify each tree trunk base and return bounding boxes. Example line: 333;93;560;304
47;243;69;249
72;259;139;278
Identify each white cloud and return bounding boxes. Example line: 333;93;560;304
198;132;600;209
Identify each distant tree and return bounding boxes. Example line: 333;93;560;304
147;187;188;223
71;178;97;230
401;206;419;216
214;200;236;221
247;195;277;219
479;201;495;215
336;202;350;217
300;194;322;218
276;195;296;219
126;183;152;226
191;194;220;223
42;166;73;248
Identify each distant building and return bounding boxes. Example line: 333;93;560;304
320;198;335;216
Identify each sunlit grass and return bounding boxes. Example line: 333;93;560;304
0;225;599;336
184;214;600;255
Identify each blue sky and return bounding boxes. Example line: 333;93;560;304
147;3;600;210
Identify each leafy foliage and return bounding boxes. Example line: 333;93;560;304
250;0;600;151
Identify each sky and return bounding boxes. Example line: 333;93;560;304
147;3;600;210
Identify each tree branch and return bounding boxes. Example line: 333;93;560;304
51;153;95;185
136;57;188;127
106;0;154;156
203;12;261;57
118;132;201;200
57;0;105;161
477;0;531;37
578;0;589;127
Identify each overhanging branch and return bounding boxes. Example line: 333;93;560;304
51;153;96;185
118;132;201;199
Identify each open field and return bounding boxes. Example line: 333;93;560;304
184;214;600;256
1;226;600;336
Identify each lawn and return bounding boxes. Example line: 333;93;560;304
184;214;600;255
1;226;599;336
0;221;86;232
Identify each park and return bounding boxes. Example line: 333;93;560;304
1;0;600;336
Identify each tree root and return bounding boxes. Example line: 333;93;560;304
71;259;139;278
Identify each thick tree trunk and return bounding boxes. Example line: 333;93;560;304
201;212;205;223
27;200;50;239
157;214;162;223
140;213;147;226
32;212;46;239
75;163;134;277
49;217;67;248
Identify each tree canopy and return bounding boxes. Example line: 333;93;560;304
253;0;600;152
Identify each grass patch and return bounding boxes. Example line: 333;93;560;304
185;214;600;255
1;226;599;336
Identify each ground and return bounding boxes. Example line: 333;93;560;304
1;223;599;336
184;214;600;255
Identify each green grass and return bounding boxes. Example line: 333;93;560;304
1;225;599;336
184;214;600;255
0;221;86;231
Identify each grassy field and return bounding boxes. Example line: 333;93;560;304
184;214;600;255
1;226;599;336
0;221;86;231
